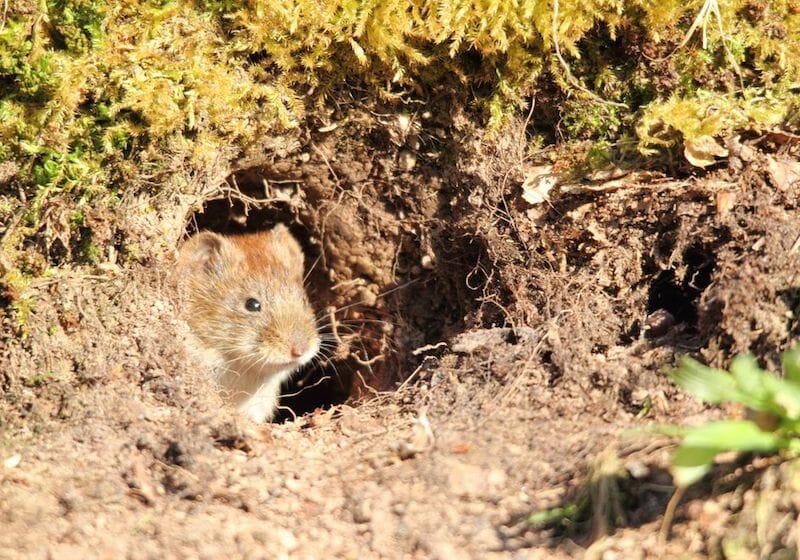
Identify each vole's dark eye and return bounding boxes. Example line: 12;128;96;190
245;298;262;312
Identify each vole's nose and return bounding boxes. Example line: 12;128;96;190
289;334;308;358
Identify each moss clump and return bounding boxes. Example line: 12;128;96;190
0;0;799;285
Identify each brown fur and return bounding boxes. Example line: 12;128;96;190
176;225;320;422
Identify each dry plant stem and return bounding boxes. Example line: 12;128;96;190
281;375;333;398
312;144;341;186
327;307;345;348
645;0;743;87
396;361;426;392
353;367;382;397
353;352;384;366
551;0;627;109
659;486;686;547
276;405;298;422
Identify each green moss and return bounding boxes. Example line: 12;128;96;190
5;268;34;337
1;0;799;282
0;20;57;100
637;89;794;154
79;239;101;264
46;0;106;53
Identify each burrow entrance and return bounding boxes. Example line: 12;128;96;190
182;150;491;420
645;243;717;332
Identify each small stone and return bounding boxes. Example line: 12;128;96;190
644;309;675;338
284;476;303;493
351;500;372;523
3;454;21;469
277;528;297;551
398;149;416;171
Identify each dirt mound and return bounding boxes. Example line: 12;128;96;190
2;108;800;557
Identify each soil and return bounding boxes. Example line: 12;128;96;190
2;106;800;559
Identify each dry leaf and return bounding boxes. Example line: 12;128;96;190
521;165;557;205
715;191;737;218
765;155;800;191
684;135;729;168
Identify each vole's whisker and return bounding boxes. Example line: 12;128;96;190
303;252;323;286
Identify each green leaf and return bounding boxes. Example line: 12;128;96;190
681;420;785;452
783;346;800;384
671;445;716;487
527;503;578;526
761;374;800;419
670;357;740;404
729;354;761;384
671;421;785;487
729;354;773;408
672;463;712;488
787;438;800;454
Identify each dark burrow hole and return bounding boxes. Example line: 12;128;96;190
646;243;716;331
779;287;800;340
184;179;352;422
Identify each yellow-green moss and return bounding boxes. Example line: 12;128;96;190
1;0;800;286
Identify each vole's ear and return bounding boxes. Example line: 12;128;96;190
177;231;239;277
269;224;305;277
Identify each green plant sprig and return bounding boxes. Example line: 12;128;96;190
668;347;800;487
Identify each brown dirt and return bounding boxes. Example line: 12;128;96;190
2;105;800;558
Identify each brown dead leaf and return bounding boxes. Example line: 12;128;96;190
715;191;737;218
521;165;557;205
765;155;800;191
684;135;729;168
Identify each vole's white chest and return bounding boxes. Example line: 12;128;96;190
185;332;293;422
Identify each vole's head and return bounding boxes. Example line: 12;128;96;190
177;225;320;373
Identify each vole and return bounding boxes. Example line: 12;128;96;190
176;225;321;423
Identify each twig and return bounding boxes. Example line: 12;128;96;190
0;0;8;32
